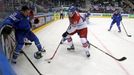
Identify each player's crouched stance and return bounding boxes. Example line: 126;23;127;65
2;6;46;64
61;6;90;57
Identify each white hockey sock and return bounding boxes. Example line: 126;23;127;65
83;46;89;52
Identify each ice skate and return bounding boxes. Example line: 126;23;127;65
118;30;121;33
108;29;111;31
67;44;75;51
85;51;90;57
11;52;20;64
34;51;43;59
40;48;46;52
11;58;17;64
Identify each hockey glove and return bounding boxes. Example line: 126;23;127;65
34;18;39;24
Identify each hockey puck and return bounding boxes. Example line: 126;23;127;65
48;61;51;63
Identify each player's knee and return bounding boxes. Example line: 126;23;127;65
82;43;88;48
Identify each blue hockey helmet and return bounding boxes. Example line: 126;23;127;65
68;6;76;13
68;6;76;17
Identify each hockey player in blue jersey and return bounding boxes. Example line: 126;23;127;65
108;9;122;32
2;6;46;63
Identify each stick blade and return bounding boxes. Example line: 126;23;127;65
118;57;127;61
127;35;132;37
44;57;53;61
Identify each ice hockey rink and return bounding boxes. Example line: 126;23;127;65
12;17;134;75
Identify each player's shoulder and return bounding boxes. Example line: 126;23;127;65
9;11;21;18
74;12;80;17
8;11;24;21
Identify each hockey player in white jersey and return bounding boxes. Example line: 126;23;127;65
61;6;90;57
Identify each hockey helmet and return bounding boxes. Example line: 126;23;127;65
68;6;76;17
68;6;76;12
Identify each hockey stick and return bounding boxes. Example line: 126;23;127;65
44;40;62;63
21;51;43;75
45;26;70;63
121;22;132;37
90;43;127;61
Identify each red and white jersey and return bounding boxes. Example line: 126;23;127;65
67;11;87;34
69;11;87;29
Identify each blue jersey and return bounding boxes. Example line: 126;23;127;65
85;12;90;18
112;13;122;22
2;11;31;31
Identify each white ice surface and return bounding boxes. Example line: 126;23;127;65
12;18;134;75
